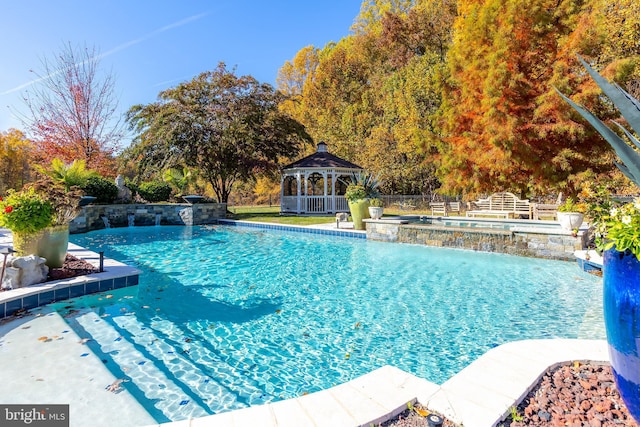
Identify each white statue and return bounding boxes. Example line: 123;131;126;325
115;175;132;203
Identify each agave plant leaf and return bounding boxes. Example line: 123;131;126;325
555;88;640;186
577;56;640;136
612;120;640;151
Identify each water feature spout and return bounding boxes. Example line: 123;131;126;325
101;215;111;228
127;213;135;227
155;213;161;226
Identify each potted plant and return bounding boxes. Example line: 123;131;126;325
556;197;585;231
368;197;384;220
0;178;82;268
344;172;380;230
558;56;640;422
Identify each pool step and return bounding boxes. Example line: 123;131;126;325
75;312;209;421
146;318;270;407
113;315;248;413
186;322;306;398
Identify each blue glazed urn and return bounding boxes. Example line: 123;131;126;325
603;248;640;422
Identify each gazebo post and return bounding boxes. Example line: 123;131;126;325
296;171;302;214
323;170;328;213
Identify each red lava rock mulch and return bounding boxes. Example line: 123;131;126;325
380;362;638;427
48;254;99;281
379;403;458;427
506;362;638;426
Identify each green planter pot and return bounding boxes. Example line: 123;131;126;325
12;224;69;268
348;199;371;230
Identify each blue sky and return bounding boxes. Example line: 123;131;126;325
0;0;362;136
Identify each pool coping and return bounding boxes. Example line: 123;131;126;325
142;339;608;427
0;230;142;319
218;219;367;238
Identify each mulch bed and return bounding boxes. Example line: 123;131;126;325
47;254;99;281
506;362;637;426
381;362;637;427
380;403;457;427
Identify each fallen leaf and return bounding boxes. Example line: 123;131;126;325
414;407;430;417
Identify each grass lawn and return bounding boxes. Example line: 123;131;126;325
227;205;336;225
226;205;426;225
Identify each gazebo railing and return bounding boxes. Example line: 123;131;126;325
281;196;349;214
281;196;298;212
305;196;325;213
333;197;348;212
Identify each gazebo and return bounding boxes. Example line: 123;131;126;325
280;142;364;214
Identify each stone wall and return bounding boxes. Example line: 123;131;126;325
70;203;227;234
366;220;587;261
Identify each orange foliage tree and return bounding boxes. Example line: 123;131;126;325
0;129;33;192
438;0;639;198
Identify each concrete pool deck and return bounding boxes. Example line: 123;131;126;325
0;224;607;426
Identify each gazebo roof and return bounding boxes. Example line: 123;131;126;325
282;142;363;170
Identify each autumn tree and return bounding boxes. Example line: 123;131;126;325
276;45;320;124
0;129;33;192
280;0;456;195
20;43;122;176
436;0;629;198
125;63;313;203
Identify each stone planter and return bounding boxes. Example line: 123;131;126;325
12;224;69;268
182;195;204;204
603;248;640;422
368;206;383;220
557;211;584;231
78;195;97;207
348;199;371;230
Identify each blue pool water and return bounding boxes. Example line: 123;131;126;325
61;225;603;422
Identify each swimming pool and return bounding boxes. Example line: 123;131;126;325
61;225;603;423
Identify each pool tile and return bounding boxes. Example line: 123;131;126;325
113;277;127;289
22;294;39;310
70;284;86;298
85;281;99;294
5;298;21;316
54;287;70;302
39;291;55;305
99;279;114;292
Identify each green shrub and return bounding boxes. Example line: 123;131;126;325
138;181;172;202
369;197;384;207
82;176;118;203
124;178;139;198
37;158;97;189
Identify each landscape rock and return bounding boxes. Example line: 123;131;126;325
1;255;48;288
